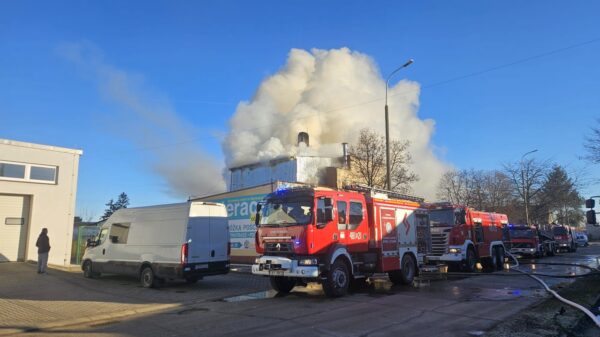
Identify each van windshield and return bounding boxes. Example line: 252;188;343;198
259;199;313;226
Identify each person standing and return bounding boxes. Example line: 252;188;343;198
36;228;51;274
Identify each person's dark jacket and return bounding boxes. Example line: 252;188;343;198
36;234;50;254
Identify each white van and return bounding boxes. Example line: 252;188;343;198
81;201;230;288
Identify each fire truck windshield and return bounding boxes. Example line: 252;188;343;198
510;228;534;238
429;209;458;227
259;199;313;226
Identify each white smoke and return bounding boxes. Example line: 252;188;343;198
224;48;449;199
58;41;226;197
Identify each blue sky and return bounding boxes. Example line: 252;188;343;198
1;1;599;220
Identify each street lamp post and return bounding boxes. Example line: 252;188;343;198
385;59;413;190
521;149;538;226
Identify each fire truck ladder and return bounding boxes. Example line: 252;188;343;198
344;184;424;203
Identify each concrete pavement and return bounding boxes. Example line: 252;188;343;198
0;262;270;336
1;244;598;336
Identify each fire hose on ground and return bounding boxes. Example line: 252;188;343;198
442;251;600;328
504;251;600;329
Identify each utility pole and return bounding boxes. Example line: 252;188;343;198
385;59;413;190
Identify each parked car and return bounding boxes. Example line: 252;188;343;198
575;232;589;247
82;201;230;287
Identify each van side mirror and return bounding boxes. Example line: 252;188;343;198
86;238;98;247
110;236;118;244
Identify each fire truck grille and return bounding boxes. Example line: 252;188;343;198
265;242;293;254
511;242;533;248
430;233;449;256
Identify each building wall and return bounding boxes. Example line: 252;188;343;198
230;158;297;191
0;139;82;266
229;156;337;191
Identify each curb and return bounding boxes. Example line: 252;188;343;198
0;303;180;336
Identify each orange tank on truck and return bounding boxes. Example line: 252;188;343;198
424;202;508;272
252;185;432;298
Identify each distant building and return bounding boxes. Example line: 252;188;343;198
0;139;82;265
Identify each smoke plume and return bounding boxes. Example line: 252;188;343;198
224;48;449;199
58;41;226;197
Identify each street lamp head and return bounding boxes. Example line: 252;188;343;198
403;59;414;68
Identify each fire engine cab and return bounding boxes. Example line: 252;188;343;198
251;185;431;297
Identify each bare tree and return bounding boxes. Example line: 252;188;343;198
437;169;513;212
349;128;418;192
483;171;513;212
504;158;549;225
584;118;600;164
437;169;467;205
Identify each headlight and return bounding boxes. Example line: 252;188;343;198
298;258;318;266
255;258;261;264
449;248;461;254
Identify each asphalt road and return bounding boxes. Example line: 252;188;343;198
4;243;599;337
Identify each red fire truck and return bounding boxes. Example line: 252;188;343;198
425;203;508;272
507;224;556;258
251;185;431;297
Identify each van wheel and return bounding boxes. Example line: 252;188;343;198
322;259;350;298
83;261;97;278
462;248;477;272
496;247;505;271
140;266;159;288
269;276;296;293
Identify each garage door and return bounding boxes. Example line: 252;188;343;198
0;195;30;262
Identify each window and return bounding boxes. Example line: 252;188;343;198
316;198;333;225
97;228;109;244
337;201;347;230
30;166;56;182
0;162;25;179
348;202;363;229
109;223;130;244
0;161;57;184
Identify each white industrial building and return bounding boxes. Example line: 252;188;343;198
0;139;82;266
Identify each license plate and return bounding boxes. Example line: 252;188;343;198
195;264;208;270
269;269;284;276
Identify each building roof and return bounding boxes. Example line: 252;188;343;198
0;138;83;155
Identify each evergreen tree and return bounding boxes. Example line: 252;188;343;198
100;192;130;221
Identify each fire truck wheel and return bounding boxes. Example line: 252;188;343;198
495;247;505;271
463;247;477;272
269;276;296;293
389;254;416;285
322;259;349;298
487;248;498;271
